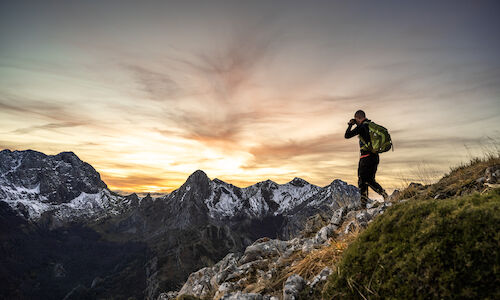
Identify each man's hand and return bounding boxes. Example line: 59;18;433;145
348;119;356;126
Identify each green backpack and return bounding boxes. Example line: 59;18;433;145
360;121;393;153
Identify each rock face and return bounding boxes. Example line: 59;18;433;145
0;149;107;203
0;149;129;224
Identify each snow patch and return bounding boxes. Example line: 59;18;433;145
1;188;123;222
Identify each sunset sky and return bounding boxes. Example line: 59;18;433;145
1;1;499;195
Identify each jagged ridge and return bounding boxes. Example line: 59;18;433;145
0;149;362;299
0;149;134;224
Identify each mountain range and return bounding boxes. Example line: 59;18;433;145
0;149;361;299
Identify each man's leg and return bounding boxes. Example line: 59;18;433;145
367;181;388;201
358;158;370;208
358;177;369;208
366;155;389;201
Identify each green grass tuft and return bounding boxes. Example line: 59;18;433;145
322;189;500;299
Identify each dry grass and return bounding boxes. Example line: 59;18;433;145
426;153;500;199
288;238;352;281
397;162;442;188
393;138;500;201
392;150;500;202
263;228;362;298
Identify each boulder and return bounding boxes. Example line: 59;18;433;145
283;274;306;300
329;207;346;226
344;220;356;235
239;239;289;265
308;267;332;289
312;224;337;245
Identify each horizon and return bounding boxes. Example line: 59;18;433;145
0;148;351;193
1;147;494;199
1;1;499;194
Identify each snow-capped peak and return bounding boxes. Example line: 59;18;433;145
0;149;126;223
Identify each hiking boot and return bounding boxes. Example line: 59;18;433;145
381;191;389;202
360;195;370;209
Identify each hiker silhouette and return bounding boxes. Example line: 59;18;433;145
345;110;389;208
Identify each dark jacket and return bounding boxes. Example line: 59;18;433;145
345;119;373;155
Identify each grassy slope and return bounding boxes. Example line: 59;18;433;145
321;188;500;299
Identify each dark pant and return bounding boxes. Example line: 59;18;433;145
358;153;385;205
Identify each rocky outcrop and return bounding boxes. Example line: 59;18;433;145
168;200;391;299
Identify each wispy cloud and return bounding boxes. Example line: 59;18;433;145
122;25;285;150
125;64;184;102
244;133;351;167
11;122;83;134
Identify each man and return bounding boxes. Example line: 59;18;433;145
345;110;388;208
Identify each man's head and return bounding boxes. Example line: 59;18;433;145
354;110;366;125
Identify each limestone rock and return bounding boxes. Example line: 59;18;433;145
313;224;337;245
485;165;499;184
329;207;346;226
178;266;217;299
308;267;332;289
344;220;357;235
239;239;289;265
283;274;306;300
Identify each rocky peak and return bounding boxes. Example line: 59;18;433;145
54;151;81;164
185;170;211;187
0;149;122;222
261;179;278;189
288;177;309;187
125;193;140;207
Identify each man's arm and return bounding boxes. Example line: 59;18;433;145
345;123;360;139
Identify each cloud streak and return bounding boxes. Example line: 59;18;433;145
11;122;83;134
